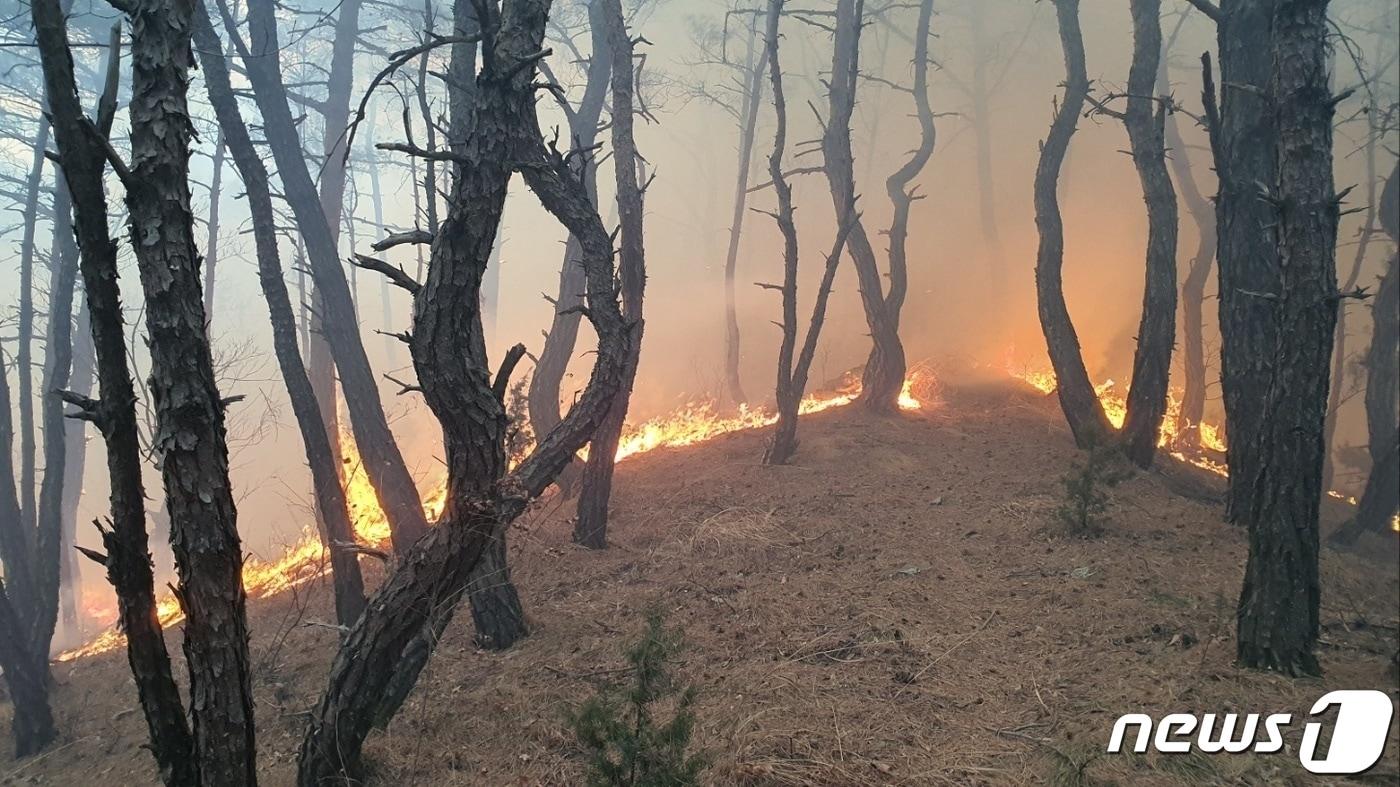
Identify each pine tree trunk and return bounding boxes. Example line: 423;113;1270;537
16;119;50;551
30;8;196;783
1119;0;1179;467
721;16;766;407
1035;0;1112;447
573;0;647;549
193;3;367;628
0;587;54;757
1211;0;1281;524
1235;0;1335;677
237;0;428;554
203;131;226;321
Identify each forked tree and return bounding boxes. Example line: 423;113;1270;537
757;0;860;465
34;0;256;780
819;0;935;413
192;1;367;627
1084;0;1179;467
572;0;648;549
300;0;633;779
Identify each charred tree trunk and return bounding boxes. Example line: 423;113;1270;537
821;0;911;414
194;2;367;627
16;119;50;549
232;0;429;553
573;0;647;549
526;0;610;475
297;1;632;778
59;289;93;635
30;9;196;783
1235;0;1336;677
31;163;82;666
721;15;766;407
1322;136;1379;488
0;584;53;757
1118;0;1179;467
121;0;257;776
1035;0;1112;447
761;0;858;466
1330;163;1399;543
1161;56;1217;447
203;131;226;321
1204;0;1282;524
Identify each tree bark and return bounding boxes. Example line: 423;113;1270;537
761;0;858;466
59;297;93;634
1035;0;1112;447
193;1;367;628
1118;0;1179;467
297;1;632;778
122;0;257;777
1160;53;1216;447
573;0;647;549
1235;0;1336;677
29;8;195;782
1206;0;1281;524
16;119;50;553
720;14;766;407
821;0;912;414
203;130;226;322
0;584;53;757
232;0;429;554
526;0;610;486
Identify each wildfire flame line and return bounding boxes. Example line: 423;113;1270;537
60;374;930;661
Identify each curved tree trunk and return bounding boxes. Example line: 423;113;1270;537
573;0;647;549
526;0;611;476
721;15;767;407
235;0;430;554
297;2;633;777
1161;54;1217;447
194;3;367;628
821;0;910;414
1119;0;1179;467
1035;0;1112;447
1235;0;1336;677
30;9;196;783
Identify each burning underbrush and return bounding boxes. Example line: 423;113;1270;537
61;370;937;660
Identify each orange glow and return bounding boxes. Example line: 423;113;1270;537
62;372;933;661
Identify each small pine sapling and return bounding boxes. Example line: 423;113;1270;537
568;611;707;786
1056;439;1131;536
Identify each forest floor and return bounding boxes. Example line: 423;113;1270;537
3;370;1398;786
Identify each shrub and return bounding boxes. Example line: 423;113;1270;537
568;611;707;786
1056;440;1130;536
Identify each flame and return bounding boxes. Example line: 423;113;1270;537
62;372;932;660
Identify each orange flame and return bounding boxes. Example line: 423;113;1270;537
61;372;933;660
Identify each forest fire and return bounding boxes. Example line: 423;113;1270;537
60;373;932;661
1006;362;1229;477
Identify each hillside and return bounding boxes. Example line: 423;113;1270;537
3;375;1397;786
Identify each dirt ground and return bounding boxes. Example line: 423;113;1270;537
3;374;1398;786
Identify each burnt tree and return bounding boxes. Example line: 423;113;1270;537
572;0;647;548
1330;160;1400;544
759;0;861;466
224;0;430;554
1189;0;1282;524
1235;0;1337;677
527;0;611;482
193;1;367;627
820;0;933;413
29;8;196;783
298;0;632;779
1034;0;1112;447
1089;0;1179;467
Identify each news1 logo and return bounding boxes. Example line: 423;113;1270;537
1107;690;1395;775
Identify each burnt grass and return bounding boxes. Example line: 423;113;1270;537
3;375;1397;785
